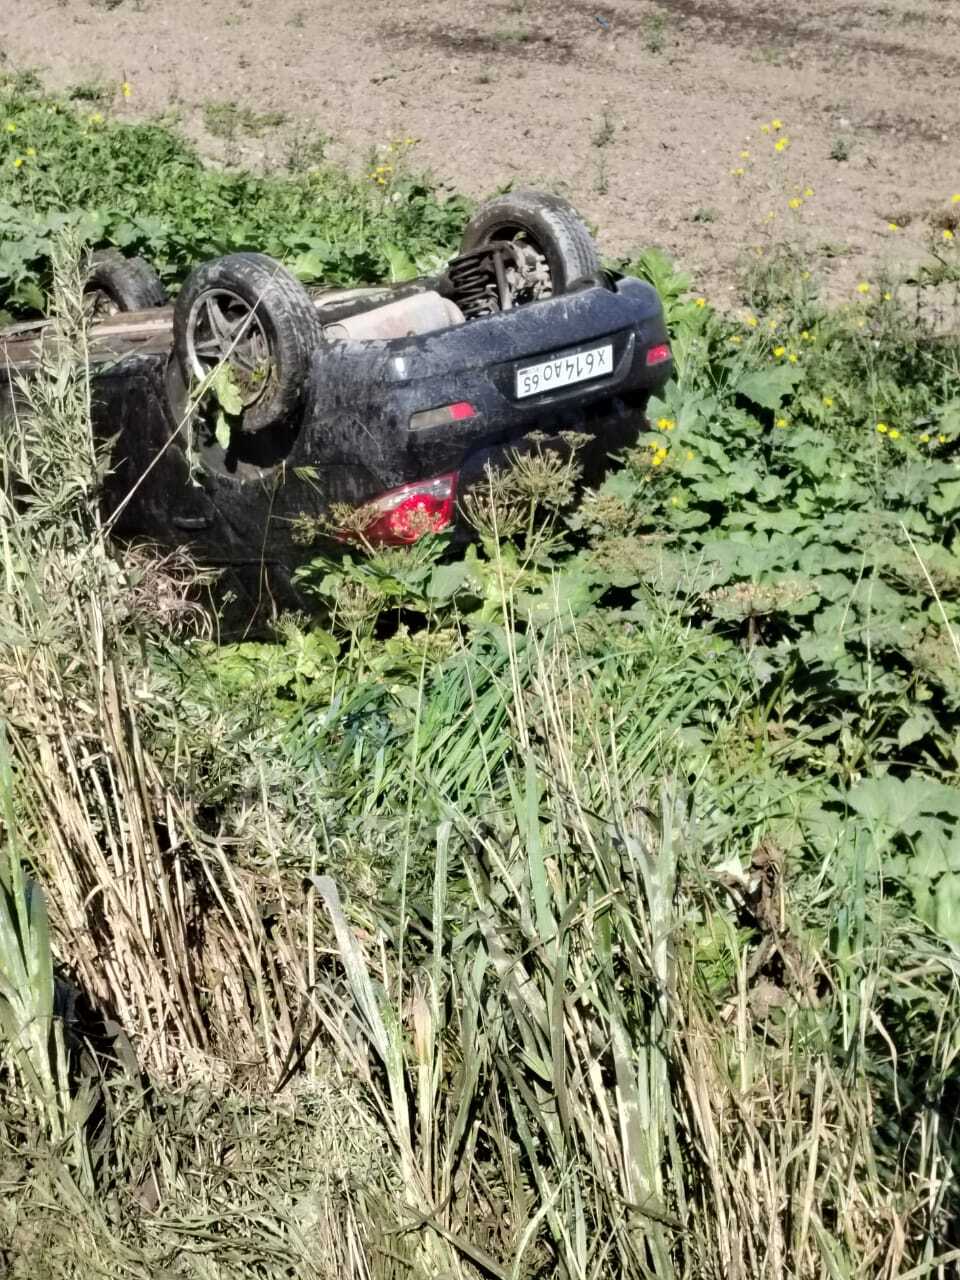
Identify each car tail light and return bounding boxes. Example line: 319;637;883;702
646;343;672;366
409;401;477;430
353;473;459;546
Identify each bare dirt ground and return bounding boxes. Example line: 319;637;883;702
2;0;959;301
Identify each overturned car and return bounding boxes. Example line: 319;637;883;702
0;190;672;613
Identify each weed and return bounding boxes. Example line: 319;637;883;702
65;80;109;104
0;77;469;315
592;107;615;148
830;134;851;160
202;100;287;141
284;126;332;173
494;26;531;44
644;11;668;53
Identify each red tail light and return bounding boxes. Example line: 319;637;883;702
409;401;477;430
646;343;672;366
352;473;458;546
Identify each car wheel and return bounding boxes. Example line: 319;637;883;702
84;248;168;318
173;252;320;435
459;190;602;295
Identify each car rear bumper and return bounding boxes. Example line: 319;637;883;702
300;276;670;491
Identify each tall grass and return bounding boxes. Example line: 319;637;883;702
0;242;958;1278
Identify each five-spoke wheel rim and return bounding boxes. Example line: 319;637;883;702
185;288;272;406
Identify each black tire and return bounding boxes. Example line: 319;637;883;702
459;190;601;294
173;252;320;435
84;249;168;314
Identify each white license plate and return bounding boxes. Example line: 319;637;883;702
515;342;614;399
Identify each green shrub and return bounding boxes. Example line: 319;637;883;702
0;77;469;318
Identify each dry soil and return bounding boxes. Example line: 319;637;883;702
2;0;959;300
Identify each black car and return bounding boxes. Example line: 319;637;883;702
1;190;672;613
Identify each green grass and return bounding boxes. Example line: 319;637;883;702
1;78;960;1278
201;101;288;141
493;26;531;44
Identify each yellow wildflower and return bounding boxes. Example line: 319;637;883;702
774;137;790;152
12;157;23;169
775;417;788;428
729;334;742;344
760;123;771;134
788;197;803;209
670;495;680;506
876;422;888;434
788;352;799;363
695;297;706;307
121;81;132;98
739;149;750;159
731;167;745;177
686;450;695;461
944;229;955;241
888;222;899;231
803;187;814;197
952;194;960;203
822;396;834;407
24;146;35;157
745;314;758;328
883;291;892;301
656;417;676;431
939;433;948;443
800;330;813;341
773;345;786;358
4;122;15;133
856;281;871;294
889;428;901;439
919;433;930;443
771;118;783;131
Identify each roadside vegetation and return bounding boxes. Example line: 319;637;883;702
2;75;960;1279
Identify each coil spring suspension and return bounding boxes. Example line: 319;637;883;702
443;240;554;319
444;244;504;320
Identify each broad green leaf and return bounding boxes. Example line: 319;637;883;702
382;241;417;282
428;558;479;601
898;710;937;750
847;776;960;834
214;411;231;451
735;365;802;411
209;364;244;417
